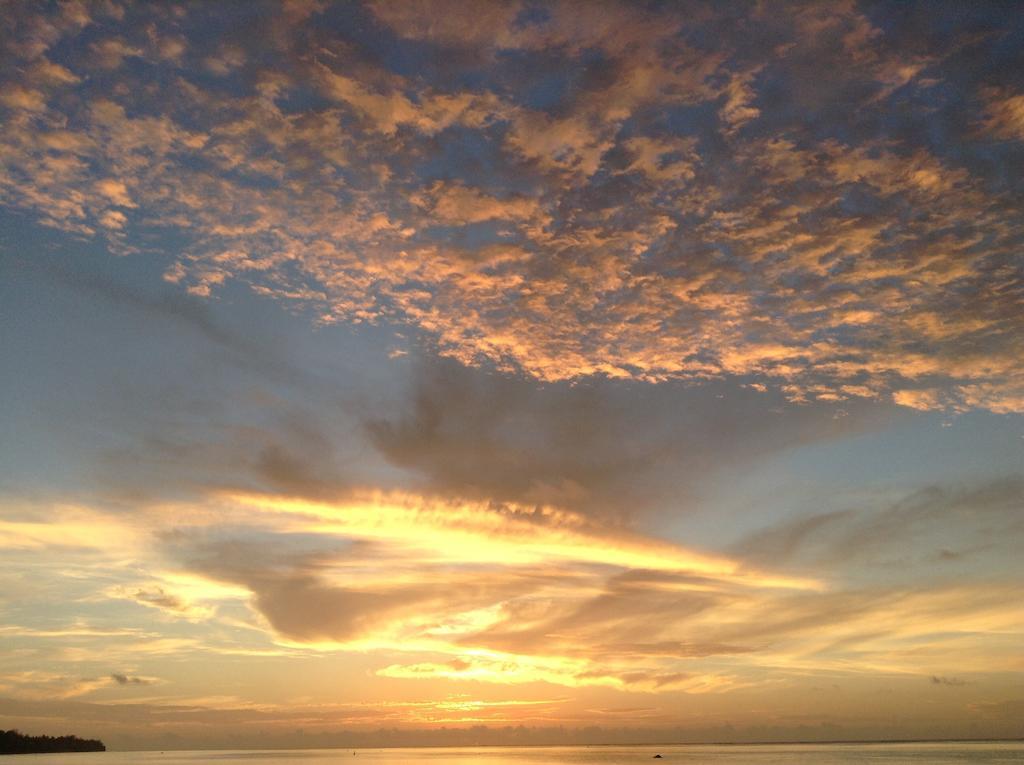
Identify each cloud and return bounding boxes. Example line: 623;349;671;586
0;503;141;552
415;182;541;225
893;389;947;411
30;58;81;85
719;68;762;134
198;490;778;581
0;672;114;700
109;674;155;687
98;209;128;229
152;34;187;63
620;136;698;182
956;382;1024;416
375;655;744;694
365;0;522;49
73;486;837;692
732;477;1024;576
363;358;892;518
104;584;214;621
94;178;135;207
2;480;1021;708
0;84;47;112
1;1;1020;412
930;675;967;686
980;87;1024;141
89;37;143;69
109;484;1009;691
203;46;246;76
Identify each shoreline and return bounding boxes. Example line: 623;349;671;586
94;738;1024;753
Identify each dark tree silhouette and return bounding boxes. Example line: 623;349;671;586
0;729;105;754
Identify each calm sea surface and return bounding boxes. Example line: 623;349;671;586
13;742;1024;764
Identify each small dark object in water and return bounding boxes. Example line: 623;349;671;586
653;756;663;759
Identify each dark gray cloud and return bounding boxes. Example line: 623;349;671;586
365;357;897;518
110;673;152;686
162;529;558;644
931;675;968;687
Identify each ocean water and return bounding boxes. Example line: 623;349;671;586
14;742;1024;764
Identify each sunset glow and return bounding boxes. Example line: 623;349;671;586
1;0;1022;752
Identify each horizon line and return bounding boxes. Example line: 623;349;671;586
105;737;1024;753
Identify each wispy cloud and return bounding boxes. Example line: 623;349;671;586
6;486;1013;698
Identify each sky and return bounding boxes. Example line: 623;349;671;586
0;0;1022;751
